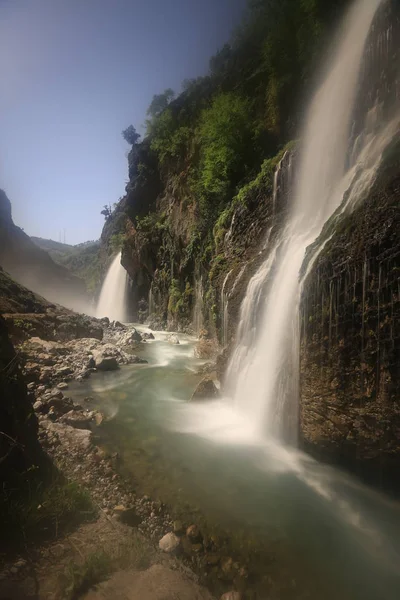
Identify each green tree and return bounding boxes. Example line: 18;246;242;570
147;89;175;120
122;125;141;145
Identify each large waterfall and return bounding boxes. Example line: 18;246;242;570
227;0;398;442
96;252;129;322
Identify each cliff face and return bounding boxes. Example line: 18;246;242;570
0;190;90;313
100;0;400;484
299;149;400;485
0;315;42;481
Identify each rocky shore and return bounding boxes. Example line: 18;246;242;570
1;318;245;600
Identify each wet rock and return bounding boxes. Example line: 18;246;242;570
33;400;47;414
141;332;155;340
47;396;74;416
167;333;180;345
190;377;219;402
93;351;119;371
194;337;218;359
159;532;180;553
57;382;69;390
59;410;92;429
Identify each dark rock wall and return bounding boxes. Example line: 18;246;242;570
300;156;400;486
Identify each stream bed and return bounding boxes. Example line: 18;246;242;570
71;330;400;600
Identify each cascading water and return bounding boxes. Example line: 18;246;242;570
227;0;397;442
221;270;233;347
96;252;129;322
193;276;204;334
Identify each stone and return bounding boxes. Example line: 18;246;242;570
59;410;92;429
220;593;242;600
57;382;69;390
93;351;119;371
190;377;219;402
220;557;235;581
167;333;180;345
159;532;180;554
173;519;184;534
94;412;104;426
186;524;201;541
56;365;73;376
141;332;155;340
33;400;47;414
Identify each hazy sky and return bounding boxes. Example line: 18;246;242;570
0;0;246;244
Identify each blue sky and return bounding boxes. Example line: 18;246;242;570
0;0;246;244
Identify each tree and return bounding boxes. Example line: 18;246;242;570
122;125;140;145
146;89;175;119
101;205;112;220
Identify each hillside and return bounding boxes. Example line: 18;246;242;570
31;237;102;294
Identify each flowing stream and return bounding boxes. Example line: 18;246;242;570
96;252;128;322
72;333;400;599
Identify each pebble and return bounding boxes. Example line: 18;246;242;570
159;532;180;554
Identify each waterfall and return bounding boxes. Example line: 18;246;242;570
148;284;155;317
221;270;233;347
96;252;128;322
227;0;397;442
193;277;204;334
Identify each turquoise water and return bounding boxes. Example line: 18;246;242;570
71;331;400;599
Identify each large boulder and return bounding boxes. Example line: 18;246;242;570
190;377;219;402
93;350;119;371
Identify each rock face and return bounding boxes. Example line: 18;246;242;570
0;317;42;481
299;157;400;485
0;268;103;344
0;189;89;312
190;377;219;402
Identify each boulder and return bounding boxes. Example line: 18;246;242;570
221;593;242;600
93;350;119;371
186;524;201;542
167;333;180;345
59;410;92;429
141;332;155;340
190;377;219;402
159;532;180;554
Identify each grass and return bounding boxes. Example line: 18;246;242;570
64;551;112;599
0;469;98;549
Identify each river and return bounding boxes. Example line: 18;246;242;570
71;329;400;600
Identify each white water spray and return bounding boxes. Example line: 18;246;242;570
96;252;128;322
228;0;393;441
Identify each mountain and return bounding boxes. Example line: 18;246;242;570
0;189;90;313
31;236;102;294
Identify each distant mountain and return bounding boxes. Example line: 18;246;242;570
31;236;102;294
0;189;89;312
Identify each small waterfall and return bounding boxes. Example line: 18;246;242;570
193;277;204;334
227;0;397;442
148;284;155;317
221;270;233;347
96;252;128;322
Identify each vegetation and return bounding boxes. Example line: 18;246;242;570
112;0;352;329
0;469;97;548
31;237;102;294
